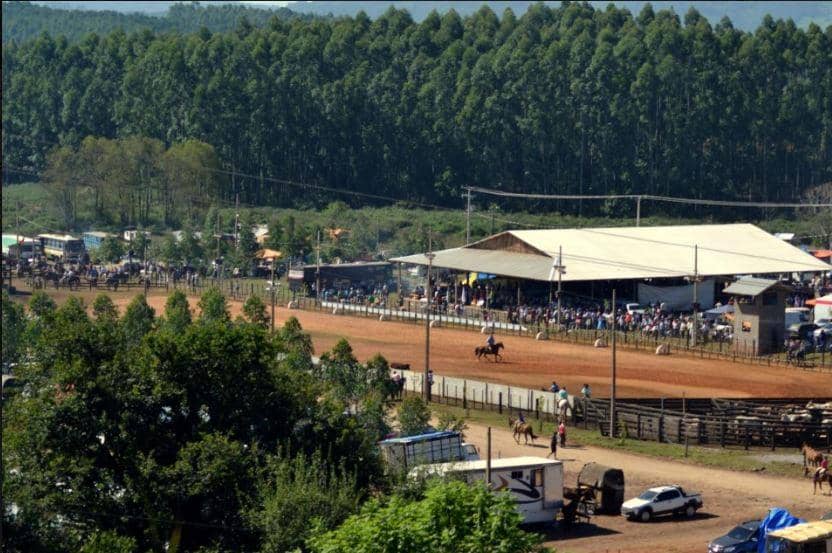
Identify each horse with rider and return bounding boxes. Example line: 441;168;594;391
475;333;505;361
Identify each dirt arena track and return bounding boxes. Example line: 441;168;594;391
26;287;826;399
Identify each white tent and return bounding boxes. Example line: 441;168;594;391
810;294;832;320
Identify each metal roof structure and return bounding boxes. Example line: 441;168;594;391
378;430;459;445
767;520;832;543
391;224;828;283
722;277;788;297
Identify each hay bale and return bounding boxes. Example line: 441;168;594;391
655;344;670;355
593;338;607;348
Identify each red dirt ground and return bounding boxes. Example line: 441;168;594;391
125;292;831;399
16;287;830;398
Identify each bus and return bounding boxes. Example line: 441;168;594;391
37;234;85;262
2;234;39;260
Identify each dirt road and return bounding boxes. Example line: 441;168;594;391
462;421;831;553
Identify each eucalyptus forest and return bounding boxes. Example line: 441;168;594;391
3;2;831;220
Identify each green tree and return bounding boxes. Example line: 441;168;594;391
251;451;361;553
1;290;26;364
241;294;269;328
80;532;137;553
156;235;180;266
121;294;155;345
397;396;431;436
91;293;119;323
163;290;192;331
197;287;230;323
2;292;381;553
96;236;126;263
28;291;57;319
308;480;541;553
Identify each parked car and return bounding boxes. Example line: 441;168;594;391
813;322;832;339
626;303;646;315
784;307;811;330
621;485;702;522
707;519;761;553
788;323;818;341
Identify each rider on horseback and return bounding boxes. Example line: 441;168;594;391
486;333;497;354
818;455;829;480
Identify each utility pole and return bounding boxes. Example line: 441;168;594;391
610;288;617;439
486;426;492;488
424;232;435;403
557;246;564;331
691;244;700;347
234;193;240;249
465;187;472;245
216;211;222;285
548;246;565;334
315;230;321;305
270;257;276;332
636;196;642;227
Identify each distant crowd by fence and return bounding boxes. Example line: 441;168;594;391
5;271;830;371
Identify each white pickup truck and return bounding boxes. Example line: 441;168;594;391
621;485;702;522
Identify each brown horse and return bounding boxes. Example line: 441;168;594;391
812;468;831;495
475;342;504;362
801;443;823;468
509;416;538;444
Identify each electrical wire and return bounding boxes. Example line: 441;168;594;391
468;185;832;209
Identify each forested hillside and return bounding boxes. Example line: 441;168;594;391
3;3;831;216
1;1;312;43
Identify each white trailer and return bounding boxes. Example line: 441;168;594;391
411;456;564;524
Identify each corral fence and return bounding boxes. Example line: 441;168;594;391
393;369;832;451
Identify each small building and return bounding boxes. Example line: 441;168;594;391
82;231;114;250
723;277;791;355
289;261;391;292
253;224;270;245
123;228;151;243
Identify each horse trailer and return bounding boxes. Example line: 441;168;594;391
411;456;564;524
378;431;479;471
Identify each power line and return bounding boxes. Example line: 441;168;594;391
468;186;832;209
2;163;459;214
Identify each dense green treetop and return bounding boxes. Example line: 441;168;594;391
1;289;387;552
2;2;831;218
2;1;316;43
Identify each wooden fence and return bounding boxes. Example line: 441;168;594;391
394;369;832;451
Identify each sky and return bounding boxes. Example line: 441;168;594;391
29;1;832;29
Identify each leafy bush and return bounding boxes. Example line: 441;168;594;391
397;396;431;436
251;451;362;553
308;480;542;553
436;411;468;438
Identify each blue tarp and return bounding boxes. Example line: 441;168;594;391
757;508;805;553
